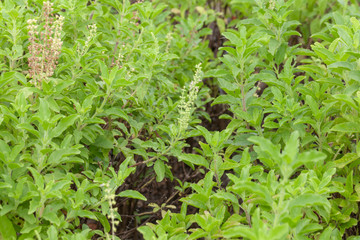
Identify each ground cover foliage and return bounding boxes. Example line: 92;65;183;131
2;0;360;239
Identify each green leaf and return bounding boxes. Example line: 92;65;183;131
81;95;94;113
211;192;239;205
38;98;51;122
0;72;15;89
293;151;326;169
268;224;289;239
331;122;360;133
222;225;256;239
28;197;41;214
138;226;157;239
43;211;60;226
316;77;344;86
97;59;110;85
77;210;97;220
105;107;129;121
349;70;360;83
94;212;110;233
289;193;331;212
47;226;58;240
275;43;287;65
283;131;299;162
222;31;242;47
312;43;336;63
179;154;209;168
16;123;40;137
119;190;147;201
298;223;323;235
212;95;238;105
93;134;114;149
283;30;301;37
345;170;354;198
334;153;359;168
348;237;360;240
248;136;280;168
181;193;208;210
306;95;319;117
328;61;354;71
0;215;16;240
229;181;273;206
332;94;358;109
14;91;30;114
28;167;44;189
47;148;81;165
109;65;119;85
196;126;212;144
218;78;238;92
216;17;225;33
205;69;228;78
318;226;334;240
154;160;165;182
0;182;11;189
50;114;79;138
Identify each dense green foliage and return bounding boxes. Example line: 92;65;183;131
1;0;360;239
